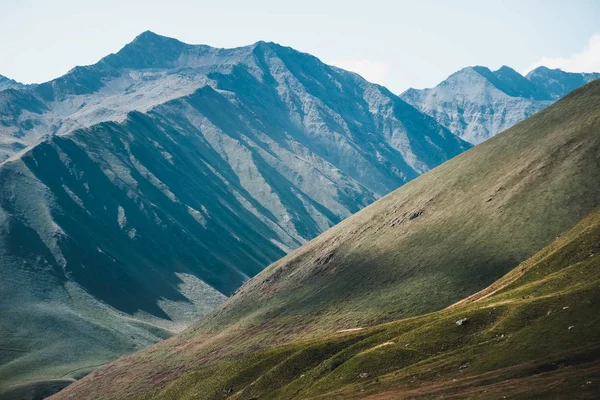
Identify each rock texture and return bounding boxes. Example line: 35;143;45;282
402;65;600;144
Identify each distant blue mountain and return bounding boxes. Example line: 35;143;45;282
402;65;600;144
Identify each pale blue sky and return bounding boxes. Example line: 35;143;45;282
1;0;599;93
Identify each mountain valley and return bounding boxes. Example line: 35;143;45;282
1;29;599;400
48;66;600;400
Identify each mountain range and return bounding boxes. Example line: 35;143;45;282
1;31;599;400
50;76;600;400
0;31;469;398
402;65;600;144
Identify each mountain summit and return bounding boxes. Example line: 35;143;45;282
526;66;600;99
100;30;199;70
402;65;600;144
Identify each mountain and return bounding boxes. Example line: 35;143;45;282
50;78;600;400
526;66;600;100
0;32;469;398
402;65;600;144
59;204;600;400
0;75;23;92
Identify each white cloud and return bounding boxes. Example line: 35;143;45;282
328;59;389;86
525;33;600;74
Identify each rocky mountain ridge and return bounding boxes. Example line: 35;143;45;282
401;65;600;144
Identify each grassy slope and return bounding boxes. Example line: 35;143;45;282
51;80;600;400
145;203;600;399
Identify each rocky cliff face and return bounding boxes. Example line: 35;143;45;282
402;65;599;144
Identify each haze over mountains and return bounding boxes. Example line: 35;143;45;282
52;74;600;400
0;31;469;397
402;65;600;144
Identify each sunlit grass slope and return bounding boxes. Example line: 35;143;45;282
145;204;600;399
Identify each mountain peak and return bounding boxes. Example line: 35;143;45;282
526;66;600;100
133;30;162;41
249;40;277;54
526;65;559;76
130;30;183;47
402;63;600;145
448;65;488;76
100;31;193;69
456;65;548;100
495;65;520;75
432;66;490;87
471;65;493;74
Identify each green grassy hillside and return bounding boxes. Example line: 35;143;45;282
51;79;600;400
143;203;600;399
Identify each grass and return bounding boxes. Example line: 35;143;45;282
141;204;600;399
51;80;600;399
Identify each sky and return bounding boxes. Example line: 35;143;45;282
1;0;599;93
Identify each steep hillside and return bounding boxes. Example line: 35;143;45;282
0;32;468;397
51;72;600;400
402;65;599;144
70;202;600;400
